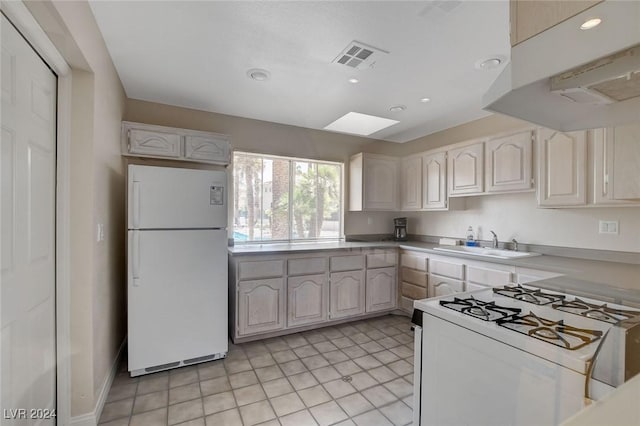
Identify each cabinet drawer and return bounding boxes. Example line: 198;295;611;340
401;267;427;287
400;253;428;271
402;282;427;300
288;257;327;276
467;266;512;287
238;259;284;280
430;259;464;280
330;255;364;272
367;251;396;268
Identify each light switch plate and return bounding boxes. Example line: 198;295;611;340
599;220;619;234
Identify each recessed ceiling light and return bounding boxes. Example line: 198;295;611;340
348;77;359;84
479;58;502;70
324;112;399;136
420;97;431;103
389;105;406;112
580;18;602;30
247;68;270;81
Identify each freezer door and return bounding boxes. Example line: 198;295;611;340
128;164;227;229
128;229;228;372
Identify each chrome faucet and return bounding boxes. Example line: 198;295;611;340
511;238;518;252
490;231;498;248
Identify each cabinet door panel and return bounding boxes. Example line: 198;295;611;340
128;129;181;158
330;270;365;319
363;157;398;210
448;143;484;195
428;274;464;298
288;274;328;327
238;278;285;336
609;123;640;200
486;131;533;193
401;156;422;210
423;151;447;209
366;267;397;312
537;129;587;206
184;134;230;164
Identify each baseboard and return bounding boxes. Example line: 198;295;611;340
70;337;127;426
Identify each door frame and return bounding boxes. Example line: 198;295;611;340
1;2;72;424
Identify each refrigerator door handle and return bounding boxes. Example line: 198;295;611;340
132;181;141;229
132;230;141;286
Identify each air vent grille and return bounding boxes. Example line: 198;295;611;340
332;41;388;70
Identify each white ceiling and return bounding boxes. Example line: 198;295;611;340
89;1;510;143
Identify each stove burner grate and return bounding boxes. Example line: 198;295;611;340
552;298;640;324
497;312;603;350
493;285;565;306
440;296;521;322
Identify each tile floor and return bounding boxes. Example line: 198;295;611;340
99;314;415;426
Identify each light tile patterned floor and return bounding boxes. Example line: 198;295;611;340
99;314;415;426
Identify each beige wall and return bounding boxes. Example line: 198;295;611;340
27;0;127;417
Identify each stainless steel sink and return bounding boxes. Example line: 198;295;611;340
433;245;540;260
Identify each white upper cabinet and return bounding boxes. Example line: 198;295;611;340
400;156;422;211
537;128;587;207
448;142;484;196
422;151;448;210
349;153;398;211
184;134;230;164
605;123;640;201
485;130;534;193
128;128;181;158
122;121;231;165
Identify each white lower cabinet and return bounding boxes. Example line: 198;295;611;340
429;274;465;297
287;274;328;327
366;267;397;312
237;278;285;336
330;270;365;319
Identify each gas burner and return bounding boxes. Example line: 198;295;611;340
440;296;521;322
493;285;565;305
553;298;640;324
497;312;603;350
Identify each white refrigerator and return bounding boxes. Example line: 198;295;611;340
127;165;228;376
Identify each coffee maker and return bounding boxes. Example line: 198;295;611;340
394;217;408;241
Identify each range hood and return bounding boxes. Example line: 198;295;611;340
484;1;640;131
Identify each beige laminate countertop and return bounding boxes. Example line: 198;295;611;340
228;241;640;300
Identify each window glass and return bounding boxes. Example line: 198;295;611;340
233;152;342;242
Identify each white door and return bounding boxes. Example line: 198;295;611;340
128;229;228;372
448;142;484;196
128;165;227;229
485;130;533;193
1;14;57;423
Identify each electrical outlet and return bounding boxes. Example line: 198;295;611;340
598;220;619;234
367;217;373;226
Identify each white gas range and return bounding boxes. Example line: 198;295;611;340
412;284;640;426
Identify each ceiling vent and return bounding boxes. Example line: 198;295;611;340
332;41;388;70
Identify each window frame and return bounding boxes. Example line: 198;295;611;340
232;151;345;244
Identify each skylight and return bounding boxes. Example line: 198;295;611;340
323;112;399;136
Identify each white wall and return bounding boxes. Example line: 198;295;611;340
403;192;640;253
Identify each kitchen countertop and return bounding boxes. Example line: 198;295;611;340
229;240;640;300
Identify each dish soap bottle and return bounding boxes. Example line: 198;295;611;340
466;226;476;246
